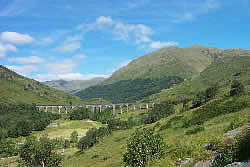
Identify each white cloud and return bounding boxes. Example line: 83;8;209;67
8;56;44;64
39;37;53;45
46;59;76;74
83;74;110;80
78;16;179;50
0;43;17;57
55;42;80;52
35;73;84;81
48;56;56;60
0;0;37;16
35;73;109;82
149;41;179;50
26;55;110;81
65;35;83;43
54;35;82;53
96;16;113;24
74;54;86;60
0;32;33;44
31;50;38;54
6;65;38;76
78;16;153;45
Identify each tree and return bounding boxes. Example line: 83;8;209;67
0;138;18;157
77;128;99;151
230;80;244;96
8;120;32;138
123;128;166;167
192;86;218;108
69;108;90;120
144;103;174;124
204;85;218;101
77;127;111;151
70;130;78;143
19;136;62;167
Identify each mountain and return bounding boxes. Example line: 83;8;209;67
43;77;106;94
144;55;250;102
0;65;83;105
76;46;250;103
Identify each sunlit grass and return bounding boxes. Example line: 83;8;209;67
32;119;102;139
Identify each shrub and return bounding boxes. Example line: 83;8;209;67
123;128;166;167
0;138;18;158
230;80;244;96
19;136;62;167
70;130;78;143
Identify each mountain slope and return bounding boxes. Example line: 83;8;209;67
76;46;250;103
0;65;83;105
102;45;215;85
43;78;105;94
144;55;250;102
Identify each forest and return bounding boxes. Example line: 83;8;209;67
76;76;184;103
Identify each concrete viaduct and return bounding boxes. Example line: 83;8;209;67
36;103;158;115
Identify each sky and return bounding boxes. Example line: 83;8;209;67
0;0;250;81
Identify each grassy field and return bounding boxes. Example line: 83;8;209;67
62;128;136;167
32;119;103;139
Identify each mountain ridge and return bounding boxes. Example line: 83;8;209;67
43;77;106;94
0;65;83;105
76;45;250;103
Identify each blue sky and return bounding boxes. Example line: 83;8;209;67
0;0;250;81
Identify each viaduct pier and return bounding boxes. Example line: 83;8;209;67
36;103;158;115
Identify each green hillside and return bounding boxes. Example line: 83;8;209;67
145;55;250;102
43;78;106;94
76;46;250;103
103;45;215;84
0;65;83;105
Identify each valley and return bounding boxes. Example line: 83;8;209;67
1;46;250;167
2;1;250;166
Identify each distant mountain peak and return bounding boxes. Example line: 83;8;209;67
43;77;106;94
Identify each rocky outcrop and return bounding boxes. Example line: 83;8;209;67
225;125;249;139
193;125;250;167
194;161;212;167
176;158;194;167
224;159;250;167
